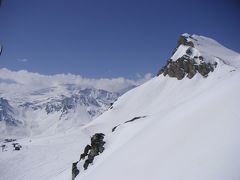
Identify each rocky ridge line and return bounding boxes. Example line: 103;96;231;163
157;34;217;80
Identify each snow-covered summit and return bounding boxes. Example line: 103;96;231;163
173;33;240;67
158;33;240;79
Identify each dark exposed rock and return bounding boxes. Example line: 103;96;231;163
109;102;114;109
112;125;120;132
186;47;193;55
91;133;105;143
12;143;22;151
98;145;105;153
172;35;194;55
177;35;194;48
82;133;105;170
4;138;16;143
112;116;147;132
125;116;147;124
157;56;217;80
197;62;215;77
72;133;106;179
72;162;79;180
83;159;90;170
80;144;91;160
15;147;20;151
158;34;217;80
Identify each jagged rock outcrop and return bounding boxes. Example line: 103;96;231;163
72;133;106;180
82;133;105;170
157;34;218;80
72;162;79;180
172;35;194;55
158;56;217;80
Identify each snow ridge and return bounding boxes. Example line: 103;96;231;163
174;33;240;67
158;33;240;79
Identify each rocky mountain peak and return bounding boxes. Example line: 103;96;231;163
157;33;220;80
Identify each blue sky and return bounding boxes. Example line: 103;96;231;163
0;0;239;79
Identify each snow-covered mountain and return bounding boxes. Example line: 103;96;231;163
72;33;240;180
0;98;19;126
0;33;240;180
0;84;119;137
0;70;151;137
158;33;240;79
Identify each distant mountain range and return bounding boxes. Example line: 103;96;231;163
0;85;119;137
0;70;151;137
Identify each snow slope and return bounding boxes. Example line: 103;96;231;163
74;34;240;180
0;34;240;180
76;67;240;180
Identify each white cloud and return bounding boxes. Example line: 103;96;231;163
0;68;152;93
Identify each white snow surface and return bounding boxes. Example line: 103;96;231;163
171;33;240;67
0;34;240;180
74;65;240;180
